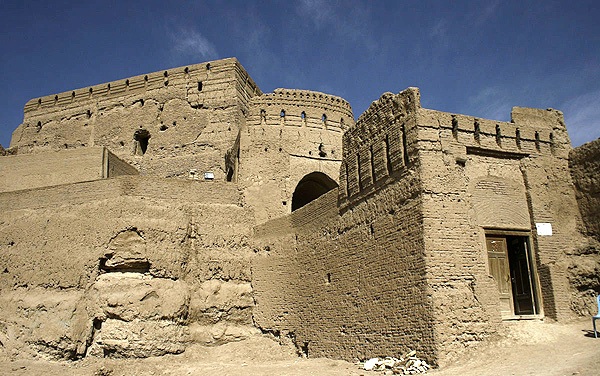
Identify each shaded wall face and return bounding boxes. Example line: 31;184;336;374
11;59;261;180
570;139;600;241
252;89;437;363
567;139;600;316
252;180;434;362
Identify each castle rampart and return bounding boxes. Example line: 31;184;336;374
12;58;262;181
416;106;570;159
22;58;261;117
1;56;598;368
251;87;591;365
339;88;420;206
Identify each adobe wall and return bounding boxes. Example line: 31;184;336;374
0;147;137;193
253;89;435;362
10;58;261;180
238;89;354;223
253;87;592;366
568;139;600;316
415;100;586;362
569;139;600;241
0;175;259;359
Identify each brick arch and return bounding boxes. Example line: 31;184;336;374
469;175;530;229
291;171;338;211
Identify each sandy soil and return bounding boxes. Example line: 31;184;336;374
1;319;599;376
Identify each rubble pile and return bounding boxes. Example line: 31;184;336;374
361;350;430;375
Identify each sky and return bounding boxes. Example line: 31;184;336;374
1;0;599;148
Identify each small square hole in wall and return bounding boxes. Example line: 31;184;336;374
282;201;287;206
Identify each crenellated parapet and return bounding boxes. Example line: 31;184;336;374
338;86;573;208
247;88;354;133
339;88;421;205
22;58;261;118
416;106;571;160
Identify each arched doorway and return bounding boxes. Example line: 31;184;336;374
291;172;338;211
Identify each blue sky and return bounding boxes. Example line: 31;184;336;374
1;0;599;148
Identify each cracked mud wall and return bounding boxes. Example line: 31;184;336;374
0;175;258;360
10;58;261;180
568;139;600;316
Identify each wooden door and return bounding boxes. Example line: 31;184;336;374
486;236;512;316
508;237;536;315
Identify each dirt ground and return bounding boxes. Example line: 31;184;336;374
1;319;599;376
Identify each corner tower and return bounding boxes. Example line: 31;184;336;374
237;89;354;223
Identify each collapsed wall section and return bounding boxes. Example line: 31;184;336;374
11;58;261;180
252;88;435;362
0;175;258;360
239;89;354;223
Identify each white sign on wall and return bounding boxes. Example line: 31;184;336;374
535;222;553;236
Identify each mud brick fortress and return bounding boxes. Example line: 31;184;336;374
0;58;598;365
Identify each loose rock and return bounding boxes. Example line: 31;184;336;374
360;350;430;374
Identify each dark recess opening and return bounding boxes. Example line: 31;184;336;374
291;172;338;211
486;234;539;317
134;129;151;155
507;235;539;315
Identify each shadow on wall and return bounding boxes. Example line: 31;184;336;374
291;172;338;211
538;263;557;319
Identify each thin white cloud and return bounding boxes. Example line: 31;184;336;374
429;19;447;40
562;90;600;147
296;0;378;53
298;0;330;27
169;27;218;60
427;18;452;52
471;0;500;27
466;86;513;122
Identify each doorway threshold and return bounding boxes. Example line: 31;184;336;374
502;314;544;321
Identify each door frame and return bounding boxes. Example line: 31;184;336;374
484;228;544;319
